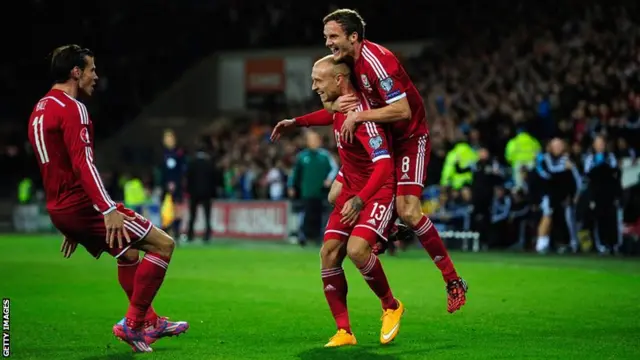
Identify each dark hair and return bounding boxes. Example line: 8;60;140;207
49;44;94;84
323;9;366;42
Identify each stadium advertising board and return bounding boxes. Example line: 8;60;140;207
215;41;429;111
182;200;290;241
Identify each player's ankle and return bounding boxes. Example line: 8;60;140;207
382;297;399;310
125;317;145;331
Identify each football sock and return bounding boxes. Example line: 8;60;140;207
117;255;158;324
357;254;398;310
413;215;459;282
125;253;170;330
321;267;351;333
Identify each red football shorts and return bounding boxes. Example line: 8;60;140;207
394;134;430;198
324;187;395;247
49;203;153;259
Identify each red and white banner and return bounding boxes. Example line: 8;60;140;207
182;201;290;241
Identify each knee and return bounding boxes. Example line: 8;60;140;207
152;227;176;258
162;236;176;257
396;198;423;227
346;240;370;265
320;241;344;267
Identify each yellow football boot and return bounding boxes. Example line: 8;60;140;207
324;329;357;347
380;299;404;344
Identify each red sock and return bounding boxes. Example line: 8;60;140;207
117;256;158;323
357;254;398;310
321;267;351;333
125;253;170;329
413;216;459;282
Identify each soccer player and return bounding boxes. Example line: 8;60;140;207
286;9;467;312
272;56;404;347
27;45;188;353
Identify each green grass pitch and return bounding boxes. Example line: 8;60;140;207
1;235;639;360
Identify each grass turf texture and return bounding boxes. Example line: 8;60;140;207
1;235;639;360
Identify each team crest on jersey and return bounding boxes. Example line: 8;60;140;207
80;127;90;144
368;135;383;149
360;74;372;91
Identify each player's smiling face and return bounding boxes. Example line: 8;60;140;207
311;64;340;103
324;21;356;61
78;56;98;96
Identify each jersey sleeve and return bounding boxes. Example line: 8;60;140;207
365;51;407;105
61;103;117;214
354;122;392;203
294;109;334;127
355;122;391;163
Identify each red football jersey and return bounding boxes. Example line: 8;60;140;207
27;89;117;214
354;40;428;141
333;93;395;195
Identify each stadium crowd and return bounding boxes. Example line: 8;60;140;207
6;2;640;253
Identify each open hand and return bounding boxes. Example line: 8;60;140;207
270;119;296;142
104;209;136;249
60;237;77;258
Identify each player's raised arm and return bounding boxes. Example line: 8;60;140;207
61;105;116;215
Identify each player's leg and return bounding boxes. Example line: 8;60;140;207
126;226;188;341
114;248;158;324
106;205;186;351
321;207;356;348
536;196;553;253
112;247;186;346
395;137;467;313
320;237;355;347
346;227;404;345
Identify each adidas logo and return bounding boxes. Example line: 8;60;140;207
367;218;377;226
324;284;336;292
401;173;410;180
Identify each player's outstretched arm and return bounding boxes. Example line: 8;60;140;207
270;108;336;142
61;106;116;215
295;108;334;127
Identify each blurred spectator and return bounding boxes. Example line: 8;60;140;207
287;131;338;245
582;135;623;254
455;148;505;245
263;160;287;200
186;140;218;243
160;129;186;237
490;184;512;248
